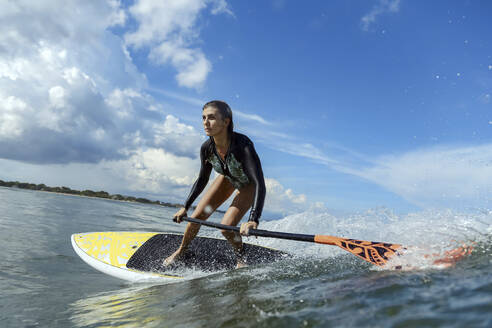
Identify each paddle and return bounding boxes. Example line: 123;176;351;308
181;217;402;266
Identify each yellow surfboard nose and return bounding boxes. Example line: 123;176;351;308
73;232;158;267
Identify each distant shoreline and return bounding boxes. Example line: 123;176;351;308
0;179;220;212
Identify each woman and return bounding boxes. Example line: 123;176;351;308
165;100;266;268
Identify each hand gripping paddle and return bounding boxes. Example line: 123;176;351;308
181;217;402;266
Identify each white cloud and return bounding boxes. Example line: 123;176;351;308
264;178;308;214
262;127;492;209
361;0;400;31
0;0;314;210
266;139;340;166
253;122;492;210
48;86;68;110
0;0;316;210
113;148;200;194
107;0;127;26
234;110;272;125
346;144;492;209
0;95;28;138
151;115;204;158
149;41;212;88
0;0;208;164
145;88;205;107
125;0;232;89
210;0;234;16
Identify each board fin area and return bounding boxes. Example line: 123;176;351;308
127;234;287;272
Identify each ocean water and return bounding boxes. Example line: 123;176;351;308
0;187;490;327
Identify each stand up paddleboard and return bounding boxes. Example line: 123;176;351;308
71;232;286;282
72;220;474;281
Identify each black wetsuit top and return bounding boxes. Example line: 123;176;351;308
184;132;266;224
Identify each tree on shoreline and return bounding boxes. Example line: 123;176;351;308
0;179;184;209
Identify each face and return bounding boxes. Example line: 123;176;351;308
202;106;229;136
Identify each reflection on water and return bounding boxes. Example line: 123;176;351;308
69;274;256;328
70;285;164;328
68;257;365;328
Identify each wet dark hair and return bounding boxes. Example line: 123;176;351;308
203;100;234;135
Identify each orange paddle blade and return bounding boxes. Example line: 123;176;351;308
314;235;402;266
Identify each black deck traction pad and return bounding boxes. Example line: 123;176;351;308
126;234;287;273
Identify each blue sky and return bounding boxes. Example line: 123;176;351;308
0;0;491;216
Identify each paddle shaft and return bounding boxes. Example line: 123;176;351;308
181;217;401;267
182;217;316;243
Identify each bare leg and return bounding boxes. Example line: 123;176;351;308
164;175;235;265
220;183;255;268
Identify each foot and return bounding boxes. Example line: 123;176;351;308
234;246;247;269
235;259;248;269
163;249;185;266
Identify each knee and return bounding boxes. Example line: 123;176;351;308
187;217;204;232
221;229;239;239
221;229;233;238
189;222;201;231
222;230;241;242
193;212;209;221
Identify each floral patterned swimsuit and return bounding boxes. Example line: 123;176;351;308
184;132;266;224
207;147;249;189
